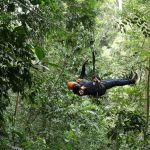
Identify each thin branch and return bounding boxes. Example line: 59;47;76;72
146;58;150;133
13;92;20;122
12;92;20;146
14;0;51;24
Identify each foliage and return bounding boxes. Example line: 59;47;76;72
0;0;149;149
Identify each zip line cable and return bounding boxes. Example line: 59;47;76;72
13;0;62;29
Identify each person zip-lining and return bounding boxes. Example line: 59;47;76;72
67;50;138;97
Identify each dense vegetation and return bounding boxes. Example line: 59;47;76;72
0;0;149;149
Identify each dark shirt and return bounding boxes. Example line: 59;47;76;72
72;79;106;96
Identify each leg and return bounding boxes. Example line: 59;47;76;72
102;79;135;89
102;72;138;89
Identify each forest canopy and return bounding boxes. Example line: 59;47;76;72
0;0;150;149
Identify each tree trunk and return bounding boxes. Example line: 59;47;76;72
118;0;122;11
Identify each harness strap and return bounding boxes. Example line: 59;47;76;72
93;77;105;89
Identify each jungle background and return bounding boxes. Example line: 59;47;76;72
0;0;150;149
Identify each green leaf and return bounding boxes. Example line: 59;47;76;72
34;45;45;60
140;50;150;57
13;26;26;35
48;62;60;68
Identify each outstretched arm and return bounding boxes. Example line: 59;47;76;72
79;60;88;79
92;49;96;76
